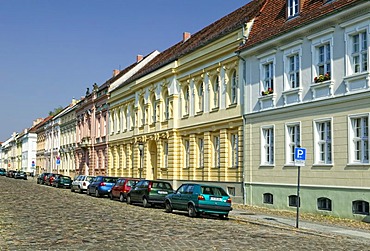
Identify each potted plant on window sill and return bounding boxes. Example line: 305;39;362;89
314;73;330;83
261;88;273;96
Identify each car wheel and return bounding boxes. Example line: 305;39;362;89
56;183;59;188
86;188;90;195
165;201;172;213
71;186;75;192
119;194;125;202
143;197;150;208
126;195;132;205
188;204;197;217
95;189;100;197
109;192;113;200
78;187;82;194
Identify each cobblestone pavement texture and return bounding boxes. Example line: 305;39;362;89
0;177;369;251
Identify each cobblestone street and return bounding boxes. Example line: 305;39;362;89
0;176;369;251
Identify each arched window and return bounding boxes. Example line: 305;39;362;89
150;94;156;124
213;76;220;109
353;200;369;215
231;70;238;104
263;193;273;204
140;98;145;127
163;90;170;120
317;197;332;211
288;195;300;207
184;86;190;116
197;82;204;112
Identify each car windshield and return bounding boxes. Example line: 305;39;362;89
61;177;71;181
201;186;228;196
152;182;172;190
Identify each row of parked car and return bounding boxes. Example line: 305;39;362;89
36;172;233;219
0;168;28;180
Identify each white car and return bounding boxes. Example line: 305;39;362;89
71;175;95;193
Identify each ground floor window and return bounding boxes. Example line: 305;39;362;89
288;195;300;207
317;197;332;211
263;193;273;204
352;200;369;215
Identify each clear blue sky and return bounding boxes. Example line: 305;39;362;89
0;0;250;141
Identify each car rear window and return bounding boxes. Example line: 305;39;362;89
201;186;228;196
152;182;172;190
103;177;118;183
126;180;137;186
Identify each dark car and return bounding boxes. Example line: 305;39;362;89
87;176;119;197
109;177;139;202
164;183;232;219
37;172;51;184
45;173;63;186
0;168;6;176
126;180;174;208
6;170;16;178
14;171;28;180
52;176;72;188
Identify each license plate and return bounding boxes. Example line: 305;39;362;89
210;197;222;201
64;184;69;186
158;191;168;194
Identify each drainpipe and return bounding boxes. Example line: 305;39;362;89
236;51;247;205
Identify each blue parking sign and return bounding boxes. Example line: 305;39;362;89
295;148;306;161
56;159;61;165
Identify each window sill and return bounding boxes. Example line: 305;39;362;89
259;164;275;168
227;103;237;109
346;163;370;168
312;163;333;167
195;111;203;116
211;107;219;113
182;114;189;119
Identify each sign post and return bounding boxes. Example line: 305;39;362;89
294;147;306;228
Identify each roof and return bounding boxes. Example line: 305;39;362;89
122;0;266;86
238;0;365;51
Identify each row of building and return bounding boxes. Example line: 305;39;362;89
1;0;369;220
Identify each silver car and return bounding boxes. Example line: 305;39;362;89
71;175;95;193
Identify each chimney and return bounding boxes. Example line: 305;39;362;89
136;54;143;62
183;32;191;42
113;69;120;77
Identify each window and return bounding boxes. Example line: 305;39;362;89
231;134;238;168
350;31;368;74
349;116;369;164
263;193;273;204
140;98;145;126
262;127;274;165
184;139;190;168
317;44;331;77
314;120;332;164
163;90;170;120
198;82;204;112
198;138;204;168
163;141;168;169
288;54;300;88
317;197;332;211
151;95;157;123
353;200;369;215
287;0;299;18
184;86;190;116
213;76;220;109
231;71;238;104
263;62;274;92
214;136;220;168
286;123;300;163
288;195;300;207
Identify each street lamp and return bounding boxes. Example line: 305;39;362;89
138;142;144;180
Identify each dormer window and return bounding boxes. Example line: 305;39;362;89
287;0;299;18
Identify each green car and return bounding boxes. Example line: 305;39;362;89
0;168;6;176
52;176;72;189
164;183;232;219
126;179;174;208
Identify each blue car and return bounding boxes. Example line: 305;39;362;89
0;168;6;176
86;176;119;197
164;183;232;219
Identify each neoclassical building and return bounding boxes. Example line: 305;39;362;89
35;116;52;174
239;0;370;219
107;0;265;203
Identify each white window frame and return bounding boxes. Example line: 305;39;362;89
184;86;190;116
231;71;238;105
198;138;204;168
287;0;299;18
263;62;274;92
184;139;190;169
313;118;333;165
213;76;220;109
231;133;239;168
344;22;369;77
213;136;221;168
197;82;204;112
285;122;301;164
283;45;302;90
261;126;274;165
163;141;168;169
348;114;369;164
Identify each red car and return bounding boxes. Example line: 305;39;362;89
45;173;63;186
109;177;139;202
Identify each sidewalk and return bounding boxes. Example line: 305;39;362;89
230;207;370;240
